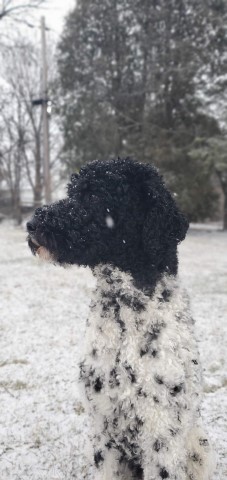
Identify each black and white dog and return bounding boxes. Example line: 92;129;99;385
27;158;215;480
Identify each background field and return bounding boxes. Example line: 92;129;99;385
0;224;226;479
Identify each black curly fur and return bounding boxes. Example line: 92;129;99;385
27;158;188;291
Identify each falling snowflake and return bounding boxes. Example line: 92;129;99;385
105;215;115;228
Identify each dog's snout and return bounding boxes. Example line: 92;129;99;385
27;220;36;233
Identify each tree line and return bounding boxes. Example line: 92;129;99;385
0;0;227;229
57;0;227;228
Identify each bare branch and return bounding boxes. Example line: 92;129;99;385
0;0;46;21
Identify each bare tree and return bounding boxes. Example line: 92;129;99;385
0;0;45;22
0;96;25;223
2;42;44;207
0;38;62;222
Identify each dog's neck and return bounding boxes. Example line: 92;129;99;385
93;263;176;298
94;247;178;296
100;246;179;294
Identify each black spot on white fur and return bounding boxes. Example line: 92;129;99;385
192;359;198;365
124;362;136;383
119;292;145;312
94;377;103;392
199;438;209;446
153;395;160;403
101;291;126;334
159;289;172;302
127;459;143;479
153;439;164;452
137;387;148;398
109;368;120;388
140;323;165;357
91;348;97;357
94;450;104;468
155;375;164;385
190;453;203;465
160;467;169;478
170;383;184;396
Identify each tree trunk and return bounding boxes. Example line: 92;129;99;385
216;170;227;231
14;203;22;225
34;136;42;208
12;190;22;225
223;189;227;230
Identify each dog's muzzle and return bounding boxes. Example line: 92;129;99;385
27;220;53;261
27;220;39;254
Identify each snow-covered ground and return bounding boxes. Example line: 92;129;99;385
0;223;226;479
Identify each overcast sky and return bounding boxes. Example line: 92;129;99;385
1;0;76;46
0;0;76;87
38;0;75;34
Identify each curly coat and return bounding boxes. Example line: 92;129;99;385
27;158;215;480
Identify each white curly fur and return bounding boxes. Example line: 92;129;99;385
79;265;215;480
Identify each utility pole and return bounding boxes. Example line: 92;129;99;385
41;16;51;204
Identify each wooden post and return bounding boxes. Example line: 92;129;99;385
41;16;51;204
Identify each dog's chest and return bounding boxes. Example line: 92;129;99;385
79;265;200;422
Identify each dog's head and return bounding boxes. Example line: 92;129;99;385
27;158;188;288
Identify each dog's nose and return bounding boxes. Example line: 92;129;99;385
27;221;36;233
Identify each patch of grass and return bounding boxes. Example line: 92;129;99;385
33;437;41;449
13;380;28;390
0;380;28;391
0;359;29;368
73;402;85;415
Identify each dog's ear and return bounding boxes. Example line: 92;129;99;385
142;177;189;258
68;174;92;199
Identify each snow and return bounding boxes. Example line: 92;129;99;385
0;223;226;479
105;215;115;228
179;228;227;480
